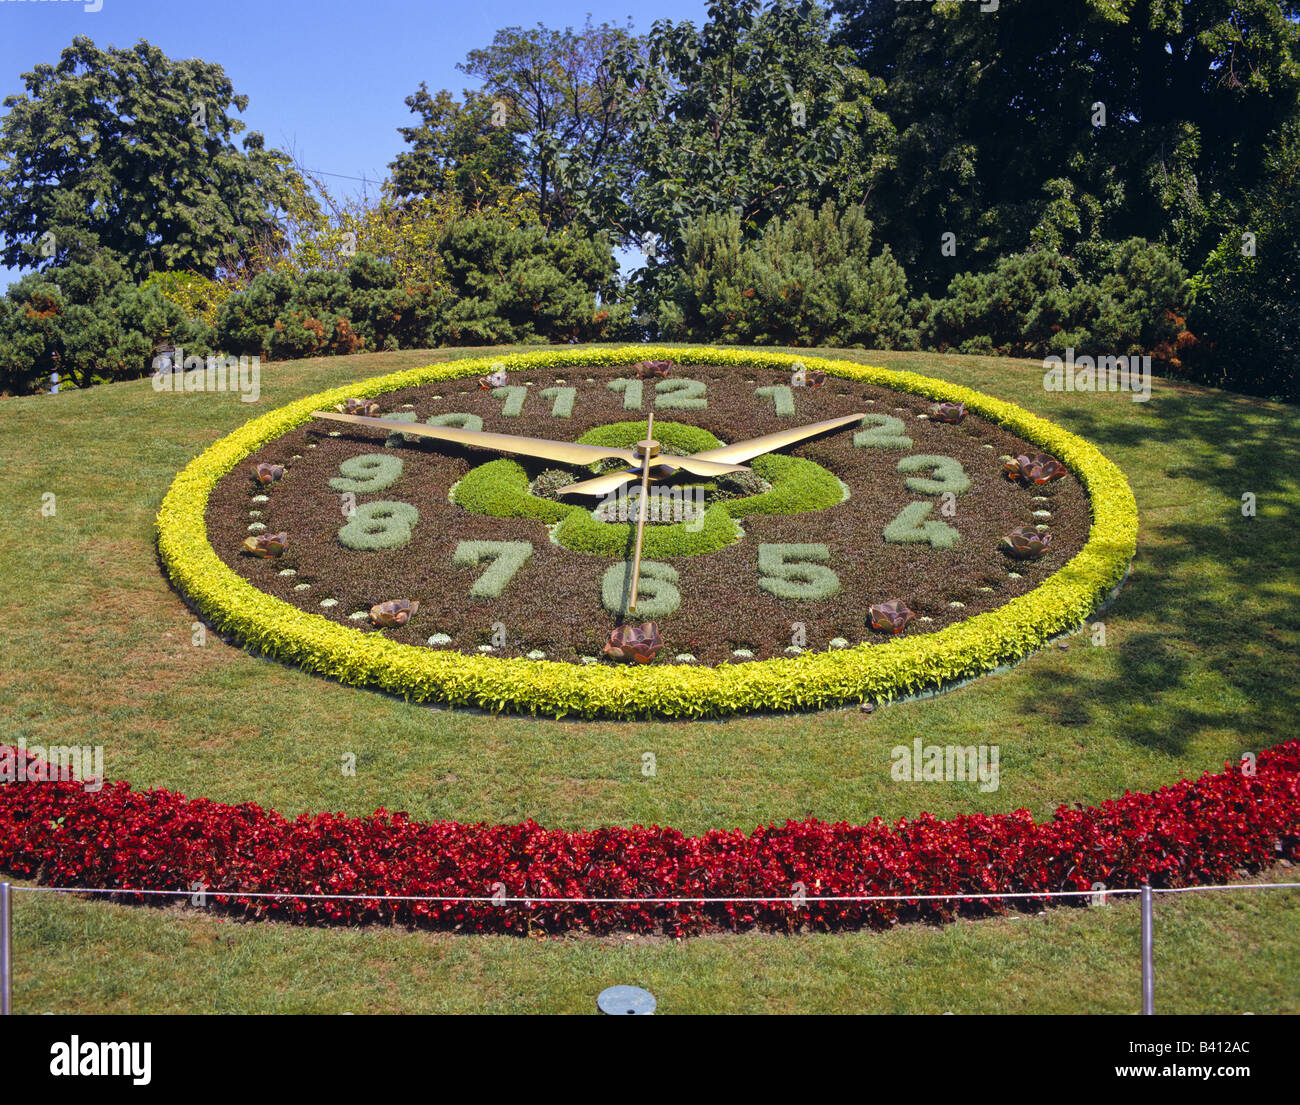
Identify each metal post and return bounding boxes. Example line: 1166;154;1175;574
1140;884;1154;1015
0;881;12;1015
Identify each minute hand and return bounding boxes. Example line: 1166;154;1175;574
689;413;868;465
310;410;641;467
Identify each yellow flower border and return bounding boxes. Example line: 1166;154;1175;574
156;347;1138;718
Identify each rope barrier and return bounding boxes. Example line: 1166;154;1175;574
6;881;1299;905
4;878;1297;1015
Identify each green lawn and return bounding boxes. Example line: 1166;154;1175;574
2;344;1297;1013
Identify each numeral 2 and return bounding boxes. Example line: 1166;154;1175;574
655;378;707;409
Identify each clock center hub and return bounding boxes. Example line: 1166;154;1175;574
634;438;662;460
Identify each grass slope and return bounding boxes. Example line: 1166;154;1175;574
1;344;1296;1012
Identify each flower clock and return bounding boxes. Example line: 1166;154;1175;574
158;347;1139;719
4;349;1295;941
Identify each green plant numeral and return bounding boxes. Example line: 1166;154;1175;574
756;543;839;599
655;378;707;409
882;501;960;549
338;500;418;550
607;378;643;410
381;410;417;447
386;411;484;448
897;454;971;496
539;386;576;418
491;386;528;417
755;384;796;417
328;453;403;493
601;560;681;618
452;540;534;598
853;414;913;450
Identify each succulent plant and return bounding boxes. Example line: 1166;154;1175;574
869;599;915;634
342;397;381;417
930;401;966;424
370;599;419;627
634;359;672;379
1001;527;1053;560
480;367;509;389
252;463;285;484
242;532;287;558
603;622;663;663
1004;453;1068;485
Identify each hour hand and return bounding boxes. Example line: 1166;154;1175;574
556;454;753;498
309;411;640;467
689;413;868;465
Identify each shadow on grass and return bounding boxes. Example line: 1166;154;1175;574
1007;388;1300;756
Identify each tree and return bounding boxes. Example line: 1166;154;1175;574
0;36;309;279
1186;119;1300;399
831;0;1300;294
389;19;635;228
593;0;893;267
387;85;526;210
459;18;636;229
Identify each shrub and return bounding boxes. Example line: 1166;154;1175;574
437;214;631;344
576;419;720;456
725;454;845;517
0;258;213;394
916;240;1192;367
452;459;573;523
2;740;1295;935
213;255;442;359
656;203;913;348
141;270;231;326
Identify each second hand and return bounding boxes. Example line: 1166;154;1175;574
628;411;655;615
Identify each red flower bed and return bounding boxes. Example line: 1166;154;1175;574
1;743;1297;935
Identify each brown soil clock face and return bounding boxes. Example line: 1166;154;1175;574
206;363;1090;666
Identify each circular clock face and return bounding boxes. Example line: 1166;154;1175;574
204;362;1091;667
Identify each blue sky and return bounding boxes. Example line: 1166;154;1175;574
0;0;710;288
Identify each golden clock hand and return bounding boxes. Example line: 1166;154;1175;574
554;469;641;498
557;415;863;497
310;411;641;467
628;412;656;614
655;455;755;477
688;413;868;465
555;450;755;497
